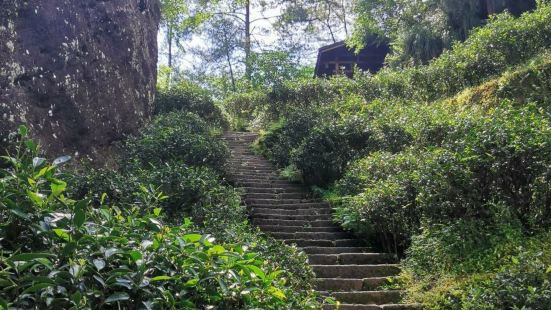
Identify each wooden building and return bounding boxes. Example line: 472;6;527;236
314;38;389;77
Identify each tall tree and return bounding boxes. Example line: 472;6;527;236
350;0;537;66
159;0;209;86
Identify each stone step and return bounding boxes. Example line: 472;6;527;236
252;218;334;227
245;192;308;199
228;166;274;171
251;213;330;221
249;202;329;209
234;178;295;185
284;239;362;247
303;247;374;254
314;277;391;291
239;187;307;194
251;207;331;216
308;253;396;265
323;304;420;310
322;305;381;310
259;225;342;233
237;182;304;189
312;265;401;278
229;172;280;178
271;231;350;240
246;198;324;205
319;291;402;305
247;203;326;211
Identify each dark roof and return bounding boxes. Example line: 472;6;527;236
314;38;389;77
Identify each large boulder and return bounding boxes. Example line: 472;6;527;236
0;0;160;159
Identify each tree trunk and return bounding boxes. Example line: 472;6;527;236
245;0;251;80
226;50;237;92
167;25;173;88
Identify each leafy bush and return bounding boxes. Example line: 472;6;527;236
224;91;268;130
402;227;551;309
155;81;228;128
70;162;242;223
124;112;228;172
292;118;380;186
0;128;320;309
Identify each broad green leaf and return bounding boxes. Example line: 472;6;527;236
208;245;225;256
52;155;71;167
153;208;162;216
268;286;286;300
50;179;67;196
183;234;202;243
185;278;199;287
26;190;44;206
32;157;46;168
93;259;106;271
129;250;143;262
105;248;122;258
151;275;172;282
18;125;28;137
73;207;86;228
105;292;130;304
53;229;70;241
246;265;265;280
9;253;56;262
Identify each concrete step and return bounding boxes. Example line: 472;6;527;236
248;204;327;211
234;179;296;185
237;182;304;189
259;225;342;233
302;247;374;254
284;239;362;247
312;265;401;278
308;253;396;265
271;231;350;240
239;187;307;194
323;303;420;310
251;213;330;221
319;291;402;305
249;202;329;209
245;192;308;199
229;173;280;179
251;207;331;216
252;218;335;227
315;277;391;291
246;198;324;204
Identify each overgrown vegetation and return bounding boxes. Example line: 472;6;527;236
0;80;319;308
231;5;551;308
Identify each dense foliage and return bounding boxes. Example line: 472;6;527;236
0;88;319;308
154;81;228;129
239;4;551;308
350;0;537;66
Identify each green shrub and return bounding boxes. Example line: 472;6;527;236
418;104;551;231
224;91;268;130
402;227;551;309
69;162;242;223
155;81;228;128
0;129;320;309
292;117;380;186
124;112;228;172
334;150;430;253
259;108;329;168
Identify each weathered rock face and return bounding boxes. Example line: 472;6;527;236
0;0;160;159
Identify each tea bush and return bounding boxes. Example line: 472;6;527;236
124;112;228;172
249;4;551;308
0;128;319;309
155;80;228;128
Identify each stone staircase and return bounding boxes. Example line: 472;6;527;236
223;132;419;310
